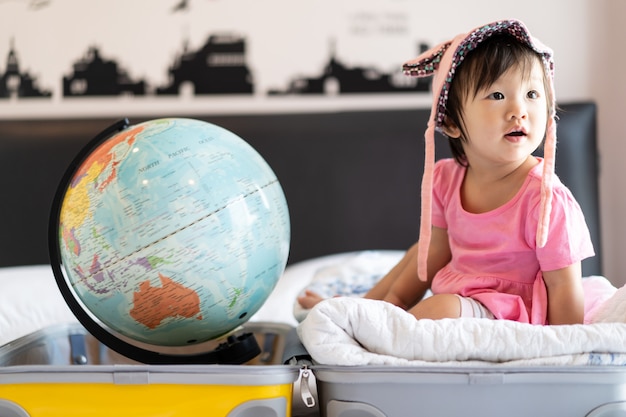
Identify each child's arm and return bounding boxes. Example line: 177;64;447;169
363;242;420;301
368;226;451;310
542;262;585;324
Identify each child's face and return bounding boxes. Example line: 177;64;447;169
447;58;548;168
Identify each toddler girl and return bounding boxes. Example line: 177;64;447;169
299;20;594;325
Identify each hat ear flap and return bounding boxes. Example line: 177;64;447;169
403;40;452;77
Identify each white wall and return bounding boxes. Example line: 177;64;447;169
0;0;600;117
589;0;626;286
2;0;624;285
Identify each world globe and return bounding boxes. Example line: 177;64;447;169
49;118;290;363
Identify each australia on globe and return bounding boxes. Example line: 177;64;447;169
53;118;290;347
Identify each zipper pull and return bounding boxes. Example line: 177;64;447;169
299;365;316;408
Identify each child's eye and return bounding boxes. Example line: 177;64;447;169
488;92;505;100
527;90;539;99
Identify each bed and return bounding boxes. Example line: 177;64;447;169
0;101;602;330
1;101;622;417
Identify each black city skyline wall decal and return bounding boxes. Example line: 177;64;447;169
2;35;430;100
0;0;431;115
0;39;51;98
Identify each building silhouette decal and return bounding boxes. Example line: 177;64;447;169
0;40;51;99
63;47;146;97
269;43;430;95
1;33;431;104
157;34;254;95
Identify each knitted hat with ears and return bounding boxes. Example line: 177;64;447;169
402;19;557;282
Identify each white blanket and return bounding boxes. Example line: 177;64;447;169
298;279;626;366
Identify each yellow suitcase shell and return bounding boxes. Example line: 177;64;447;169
0;364;299;417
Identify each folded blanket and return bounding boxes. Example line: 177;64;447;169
298;277;626;366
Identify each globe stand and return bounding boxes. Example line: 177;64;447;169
47;117;279;365
214;333;262;364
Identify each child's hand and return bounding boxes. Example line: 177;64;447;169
297;289;327;309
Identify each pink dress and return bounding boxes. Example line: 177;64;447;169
430;159;595;324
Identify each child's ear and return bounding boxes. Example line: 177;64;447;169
441;116;461;138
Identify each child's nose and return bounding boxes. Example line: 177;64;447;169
508;98;528;120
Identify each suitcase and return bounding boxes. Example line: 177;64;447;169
280;326;626;417
310;365;626;417
0;364;299;417
0;321;294;367
0;322;305;417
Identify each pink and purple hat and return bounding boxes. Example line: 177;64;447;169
403;19;557;281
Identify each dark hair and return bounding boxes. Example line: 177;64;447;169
444;34;553;166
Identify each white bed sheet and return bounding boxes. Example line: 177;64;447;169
0;265;77;346
0;253;370;346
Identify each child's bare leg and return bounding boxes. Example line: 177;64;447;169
407;293;461;320
297;289;326;309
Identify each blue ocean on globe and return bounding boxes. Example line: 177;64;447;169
57;118;290;346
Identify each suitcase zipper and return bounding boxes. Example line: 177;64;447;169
299;365;316;408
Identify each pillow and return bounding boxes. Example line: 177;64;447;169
0;265;77;346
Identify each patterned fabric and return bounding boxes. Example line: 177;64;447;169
403;19;554;129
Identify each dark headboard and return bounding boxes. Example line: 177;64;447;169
0;102;601;276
